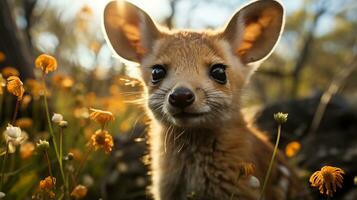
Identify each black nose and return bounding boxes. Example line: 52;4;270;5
169;87;195;108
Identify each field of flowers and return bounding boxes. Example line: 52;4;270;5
0;53;147;199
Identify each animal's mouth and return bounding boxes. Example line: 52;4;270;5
172;112;206;119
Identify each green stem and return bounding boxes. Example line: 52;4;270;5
59;127;70;199
260;124;282;200
41;73;67;192
44;151;55;187
0;142;9;191
60;128;63;167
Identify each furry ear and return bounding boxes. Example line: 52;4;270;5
102;0;160;63
222;0;284;64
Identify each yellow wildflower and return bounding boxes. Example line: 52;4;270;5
35;54;57;74
7;76;25;100
70;185;88;199
39;176;56;190
309;166;344;197
285;141;301;158
39;176;56;198
89;108;115;127
20;142;35;159
90;129;114;153
0;51;5;62
2;66;19;78
15;118;33;129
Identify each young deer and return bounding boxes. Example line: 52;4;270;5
103;0;309;199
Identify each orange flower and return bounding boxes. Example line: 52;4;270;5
35;54;57;74
2;66;19;78
89;108;115;127
39;176;56;191
285;141;301;158
20;142;35;159
7;76;24;100
70;185;88;199
0;51;5;62
90;129;114;153
309;166;344;197
39;176;56;198
15;118;33;129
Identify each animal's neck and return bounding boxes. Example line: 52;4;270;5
161;126;216;154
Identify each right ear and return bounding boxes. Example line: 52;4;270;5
102;1;160;63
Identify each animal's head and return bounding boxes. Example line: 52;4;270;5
103;0;284;128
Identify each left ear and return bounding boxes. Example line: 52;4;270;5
221;0;285;64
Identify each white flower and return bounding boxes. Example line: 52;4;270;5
52;113;63;124
0;192;5;199
4;124;21;138
4;129;28;154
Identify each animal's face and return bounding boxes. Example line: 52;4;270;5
139;31;245;128
103;0;285;128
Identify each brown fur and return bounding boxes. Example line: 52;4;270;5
102;1;310;199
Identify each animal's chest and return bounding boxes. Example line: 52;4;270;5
164;147;216;199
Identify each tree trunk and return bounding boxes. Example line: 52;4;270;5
0;0;34;79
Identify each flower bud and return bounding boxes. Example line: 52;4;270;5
59;120;68;128
52;113;63;124
36;139;50;150
67;152;74;161
274;112;288;124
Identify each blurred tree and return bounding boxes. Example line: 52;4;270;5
0;0;35;79
252;0;357;103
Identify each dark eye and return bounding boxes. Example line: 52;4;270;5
151;65;166;84
210;64;227;84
